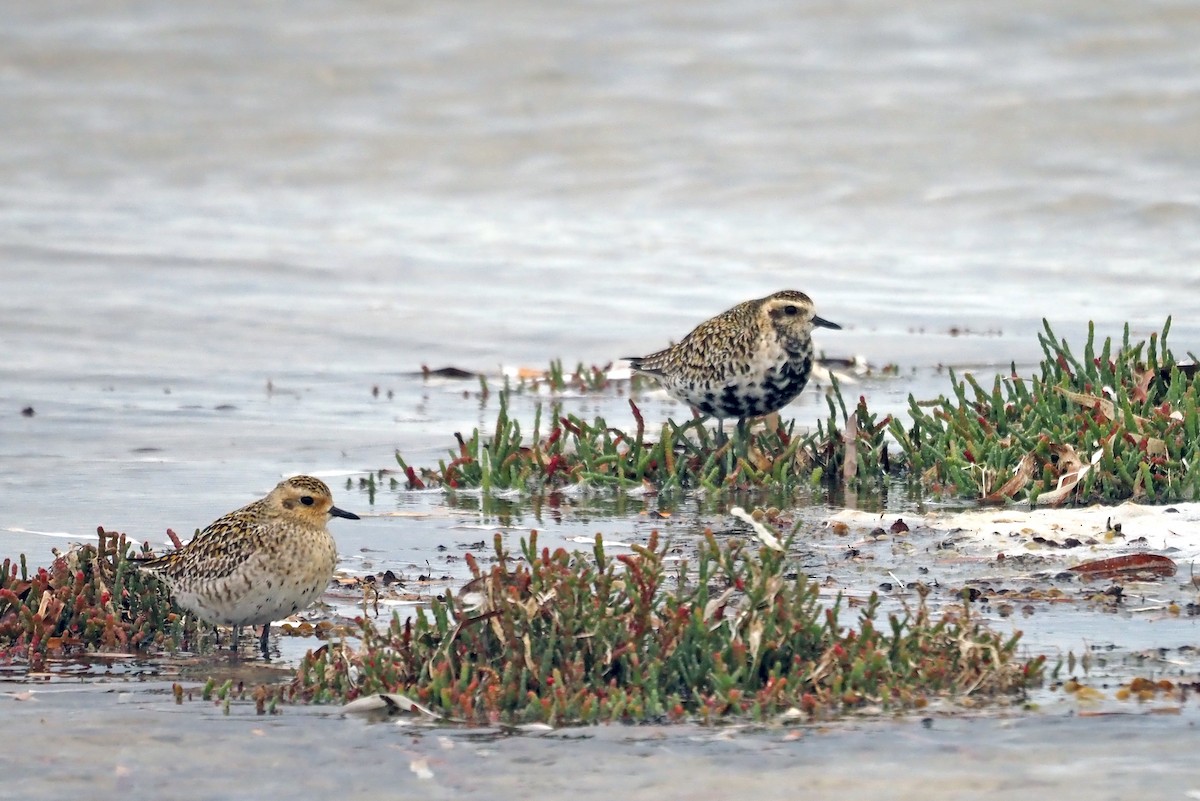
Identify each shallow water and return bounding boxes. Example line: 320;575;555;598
3;684;1199;801
5;0;1200;546
3;0;1200;791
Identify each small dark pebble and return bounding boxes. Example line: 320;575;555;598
917;566;929;574
21;406;35;417
1063;538;1082;548
879;582;894;591
921;718;933;729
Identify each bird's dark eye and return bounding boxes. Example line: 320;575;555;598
300;495;315;506
783;305;799;316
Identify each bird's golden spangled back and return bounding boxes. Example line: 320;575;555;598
626;290;841;421
137;475;359;654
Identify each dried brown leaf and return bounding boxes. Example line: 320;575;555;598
985;452;1036;503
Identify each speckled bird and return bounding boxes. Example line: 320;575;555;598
137;475;359;655
626;290;841;426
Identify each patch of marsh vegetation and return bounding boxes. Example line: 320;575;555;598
291;523;1042;723
0;529;205;666
394;318;1198;506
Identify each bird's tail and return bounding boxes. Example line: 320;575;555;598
624;354;664;377
129;552;174;572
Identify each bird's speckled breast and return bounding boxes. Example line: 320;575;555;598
169;526;337;627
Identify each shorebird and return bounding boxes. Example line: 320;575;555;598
137;475;359;656
626;290;841;433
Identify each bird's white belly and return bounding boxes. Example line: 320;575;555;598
170;540;337;627
175;575;327;627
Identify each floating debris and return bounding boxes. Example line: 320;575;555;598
1068;554;1177;581
341;692;441;720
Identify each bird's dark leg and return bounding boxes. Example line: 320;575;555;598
714;416;728;446
231;625;241;653
258;624;271;658
728;417;746;464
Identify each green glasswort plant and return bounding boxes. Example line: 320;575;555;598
891;319;1200;504
396;320;1194;506
396;388;888;496
290;526;1041;723
0;528;205;665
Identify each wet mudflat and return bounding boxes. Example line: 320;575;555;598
5;0;1200;794
4;679;1199;801
5;473;1200;800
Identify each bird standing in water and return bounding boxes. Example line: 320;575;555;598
137;475;359;656
626;289;841;434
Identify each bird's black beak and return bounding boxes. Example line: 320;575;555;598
813;315;842;330
329;506;360;520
